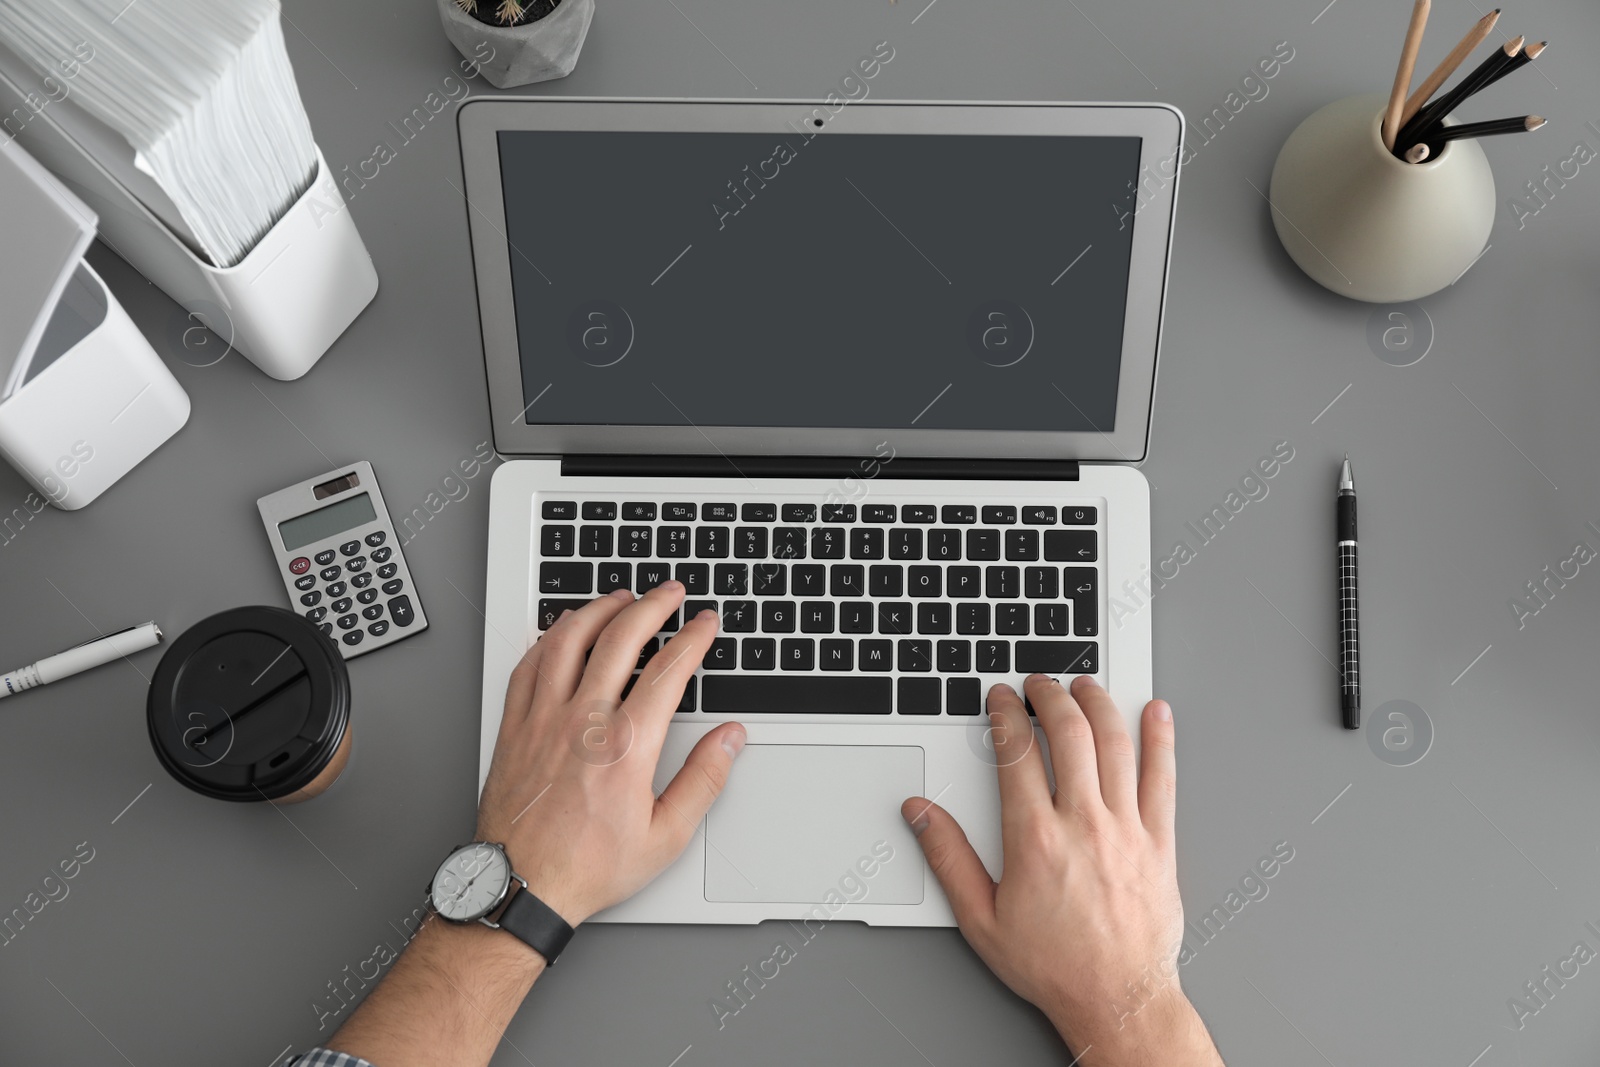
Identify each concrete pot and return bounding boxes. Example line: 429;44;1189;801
437;0;594;88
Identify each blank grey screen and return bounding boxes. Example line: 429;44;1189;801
498;129;1140;432
277;493;377;552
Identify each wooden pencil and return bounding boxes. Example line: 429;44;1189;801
1400;8;1501;127
1384;0;1433;150
1404;143;1431;163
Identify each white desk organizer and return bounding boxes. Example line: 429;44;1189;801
0;261;190;510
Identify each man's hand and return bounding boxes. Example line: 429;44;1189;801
477;582;746;925
902;674;1223;1065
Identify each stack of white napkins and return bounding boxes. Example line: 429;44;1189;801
0;0;317;268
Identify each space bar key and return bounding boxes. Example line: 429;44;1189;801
701;676;893;714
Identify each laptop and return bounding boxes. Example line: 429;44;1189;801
461;98;1181;926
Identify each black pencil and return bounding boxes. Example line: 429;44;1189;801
1477;39;1544;92
1431;114;1545;142
1399;36;1522;149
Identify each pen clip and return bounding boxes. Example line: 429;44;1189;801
62;621;159;651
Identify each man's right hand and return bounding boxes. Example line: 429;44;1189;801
901;675;1224;1065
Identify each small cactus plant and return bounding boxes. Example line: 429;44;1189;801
454;0;560;27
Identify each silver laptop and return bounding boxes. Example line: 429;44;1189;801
461;98;1181;926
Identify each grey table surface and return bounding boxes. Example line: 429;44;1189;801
3;0;1599;1063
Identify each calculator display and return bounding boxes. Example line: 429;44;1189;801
278;493;378;551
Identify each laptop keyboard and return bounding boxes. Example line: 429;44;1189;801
534;497;1101;716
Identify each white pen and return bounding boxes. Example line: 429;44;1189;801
1;622;163;698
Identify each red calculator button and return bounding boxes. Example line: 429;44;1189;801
289;557;311;575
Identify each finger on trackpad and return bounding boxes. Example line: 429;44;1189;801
704;745;923;905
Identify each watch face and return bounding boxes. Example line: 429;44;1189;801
431;843;512;922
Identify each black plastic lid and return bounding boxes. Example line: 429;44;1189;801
147;606;350;802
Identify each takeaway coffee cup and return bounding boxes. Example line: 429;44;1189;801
147;606;352;804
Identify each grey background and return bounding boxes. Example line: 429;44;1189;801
0;0;1596;1065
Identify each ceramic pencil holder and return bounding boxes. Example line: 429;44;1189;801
1269;92;1496;303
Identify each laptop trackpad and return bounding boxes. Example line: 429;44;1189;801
704;745;923;905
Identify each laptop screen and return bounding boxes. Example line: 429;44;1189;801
497;130;1141;433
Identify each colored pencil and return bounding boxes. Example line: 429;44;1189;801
1384;0;1433;150
1400;8;1501;128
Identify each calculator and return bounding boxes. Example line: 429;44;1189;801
257;461;428;658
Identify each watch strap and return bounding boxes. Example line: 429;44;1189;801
496;886;575;965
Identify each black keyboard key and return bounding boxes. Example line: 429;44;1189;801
877;601;913;635
582;501;617;521
752;563;787;597
898;639;933;672
735;527;769;559
987;566;1021;599
677;676;697;712
908;566;942;598
863;504;896;523
888;528;922;560
636;562;672;592
781;638;814;670
702;675;891;713
942;505;977;524
840;601;874;633
619;526;653;557
850;528;884;559
715;564;748;596
540;562;592;593
917;603;953;634
704;503;738;522
811;528;846;559
722;601;757;632
902;505;937;524
542;500;577;520
1015;641;1097;675
801;601;835;633
782;503;817;522
675;562;710;595
597;562;632;593
1025;566;1059;599
898;677;941;715
762;600;796;633
947;677;982;715
741;638;776;670
957;602;991;635
830;565;865;598
683;599;718;622
1022;506;1057;525
658;526;692;557
1045;530;1097;562
937;639;972;673
820;639;853;671
977;641;1011;672
741;503;777;522
929;529;962;560
622;502;657;521
996;604;1030;635
860;639;894;671
1035;604;1070;637
580;526;613;557
1005;529;1040;561
636;638;660;670
822;504;856;523
1064;566;1099;636
869;565;903;597
982;506;1017;525
947;567;981;598
696;526;729;558
792;565;826;596
967;529;1001;561
1062;506;1098;525
772;527;807;560
541;524;575;557
704;637;737;669
664;502;696;521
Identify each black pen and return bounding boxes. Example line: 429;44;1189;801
1337;456;1360;729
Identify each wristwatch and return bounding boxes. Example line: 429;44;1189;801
427;842;574;965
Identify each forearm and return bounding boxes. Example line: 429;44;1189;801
1051;989;1225;1067
324;916;545;1067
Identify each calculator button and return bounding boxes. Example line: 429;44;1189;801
357;588;379;605
305;607;327;623
318;623;333;637
327;581;348;598
340;540;361;557
377;563;397;580
294;574;316;591
362;604;384;621
370;546;392;564
365;531;387;548
300;591;322;607
332;598;352;614
542;500;577;519
337;613;358;629
289;557;311;575
342;630;363;647
382;579;405;596
315;550;336;566
388;595;416;627
368;620;390;637
351;573;373;589
320;565;342;582
582;501;618;521
346;556;368;573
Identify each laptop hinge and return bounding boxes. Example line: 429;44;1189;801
560;455;1081;480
